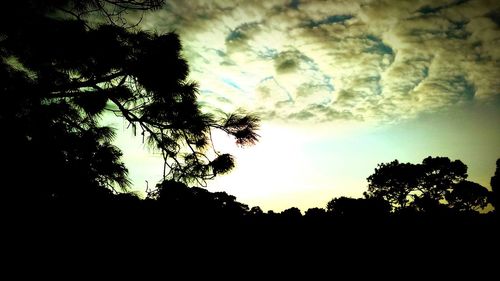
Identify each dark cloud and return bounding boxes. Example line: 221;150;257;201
486;8;500;26
335;90;358;105
276;100;294;108
416;0;470;15
307;104;360;121
226;22;261;43
287;110;314;120
289;0;300;10
274;50;301;73
302;14;354;28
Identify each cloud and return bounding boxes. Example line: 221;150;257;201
140;0;500;123
274;50;301;74
302;14;354;28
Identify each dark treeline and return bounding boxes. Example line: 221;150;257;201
9;157;498;229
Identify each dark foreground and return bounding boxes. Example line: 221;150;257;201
2;203;498;278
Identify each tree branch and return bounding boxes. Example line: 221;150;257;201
51;71;126;94
107;93;186;179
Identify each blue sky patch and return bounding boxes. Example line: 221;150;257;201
226;30;246;42
417;0;469;15
452;75;476;100
260;76;293;102
323;75;334;93
226;22;260;43
222;77;245;93
289;0;300;10
364;35;394;56
422;66;429;79
258;48;279;60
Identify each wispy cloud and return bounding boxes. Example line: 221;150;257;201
139;0;500;123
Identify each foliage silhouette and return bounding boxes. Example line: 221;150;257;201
446;180;489;212
414;156;468;209
365;160;420;210
148;180;249;221
280;207;302;219
365;156;491;214
304;207;327;218
0;0;259;203
491;159;500;212
327;196;390;218
249;206;264;216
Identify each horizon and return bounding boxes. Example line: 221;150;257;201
112;0;499;212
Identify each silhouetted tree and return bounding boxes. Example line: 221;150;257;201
365;160;421;210
365;157;483;213
280;207;302;220
327;196;390;218
250;206;264;216
1;0;259;202
445;180;489;212
267;210;277;216
327;197;357;216
410;194;448;214
410;157;468;213
150;180;249;220
210;191;250;218
491;159;500;212
414;157;467;208
304;207;327;218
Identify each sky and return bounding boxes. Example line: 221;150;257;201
110;0;500;212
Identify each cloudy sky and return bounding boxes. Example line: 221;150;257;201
112;0;500;212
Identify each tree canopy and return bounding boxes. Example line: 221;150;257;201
445;180;489;212
326;196;390;218
364;160;420;209
0;0;259;202
365;156;490;213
